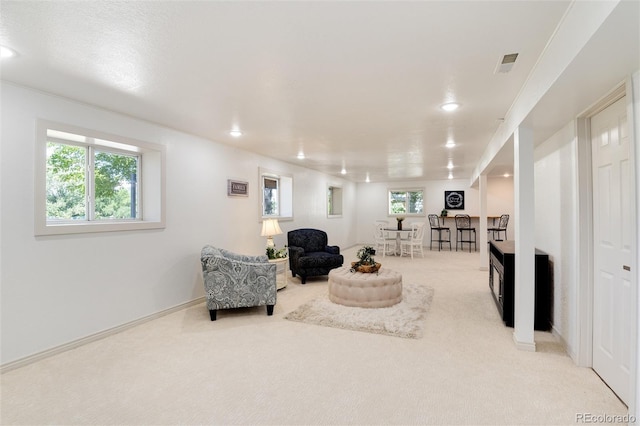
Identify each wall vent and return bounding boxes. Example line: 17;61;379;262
495;53;519;74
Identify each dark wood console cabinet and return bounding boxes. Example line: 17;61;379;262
489;241;552;331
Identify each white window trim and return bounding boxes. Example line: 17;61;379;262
262;175;280;216
35;120;166;236
327;183;343;218
388;187;426;217
259;168;293;221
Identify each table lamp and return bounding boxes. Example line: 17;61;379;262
261;218;282;248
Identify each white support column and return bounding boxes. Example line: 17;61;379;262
513;126;536;351
479;174;489;270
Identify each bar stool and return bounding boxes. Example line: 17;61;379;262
455;214;476;252
428;214;451;251
488;214;509;241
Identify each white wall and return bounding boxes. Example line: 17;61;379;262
355;178;514;245
0;83;357;365
534;121;578;357
0;81;557;369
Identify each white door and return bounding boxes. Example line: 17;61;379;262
591;96;634;404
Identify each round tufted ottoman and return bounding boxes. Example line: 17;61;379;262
328;266;402;308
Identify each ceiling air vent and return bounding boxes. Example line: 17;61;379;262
494;53;519;74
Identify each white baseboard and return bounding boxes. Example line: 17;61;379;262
513;332;537;352
0;297;205;373
551;324;576;361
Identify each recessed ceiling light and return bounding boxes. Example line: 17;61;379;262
341;168;347;175
297;152;305;160
441;102;460;112
365;173;370;183
447;161;454;170
448;172;453;180
229;130;242;137
445;139;456;148
504;173;510;178
0;46;17;59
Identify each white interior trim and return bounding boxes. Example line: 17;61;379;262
574;78;638;414
574;116;594;368
574;83;626;368
34;119;166;236
512;333;536;352
628;70;640;418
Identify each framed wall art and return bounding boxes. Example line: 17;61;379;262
227;179;248;197
444;190;465;210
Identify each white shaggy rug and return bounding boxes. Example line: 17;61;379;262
284;283;434;339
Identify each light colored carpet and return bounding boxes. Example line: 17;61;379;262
285;283;434;338
0;246;628;425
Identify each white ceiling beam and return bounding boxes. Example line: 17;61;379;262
470;0;620;186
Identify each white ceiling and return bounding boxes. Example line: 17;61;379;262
0;1;637;183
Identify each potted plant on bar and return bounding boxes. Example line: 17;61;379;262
350;245;381;273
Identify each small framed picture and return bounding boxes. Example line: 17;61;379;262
227;179;248;197
444;190;465;210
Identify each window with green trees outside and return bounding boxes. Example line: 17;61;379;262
388;189;424;215
36;121;165;236
47;141;139;221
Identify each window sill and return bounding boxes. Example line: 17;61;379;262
35;220;165;236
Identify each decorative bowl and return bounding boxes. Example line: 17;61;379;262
351;262;381;273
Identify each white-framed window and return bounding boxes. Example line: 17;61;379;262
35;120;165;235
388;188;424;216
263;176;280;216
259;168;292;220
327;184;343;218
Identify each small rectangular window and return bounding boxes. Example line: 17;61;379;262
93;150;139;220
388;189;424;216
327;185;343;217
46;139;140;222
36;120;165;235
259;168;293;220
263;177;279;216
46;142;87;220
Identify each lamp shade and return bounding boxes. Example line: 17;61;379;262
261;219;283;237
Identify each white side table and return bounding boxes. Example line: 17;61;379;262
268;258;288;290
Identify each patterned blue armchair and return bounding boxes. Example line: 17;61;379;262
287;229;344;284
201;246;277;321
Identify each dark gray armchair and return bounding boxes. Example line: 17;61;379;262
201;246;276;321
287;229;344;284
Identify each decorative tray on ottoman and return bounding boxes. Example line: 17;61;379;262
350;262;381;273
